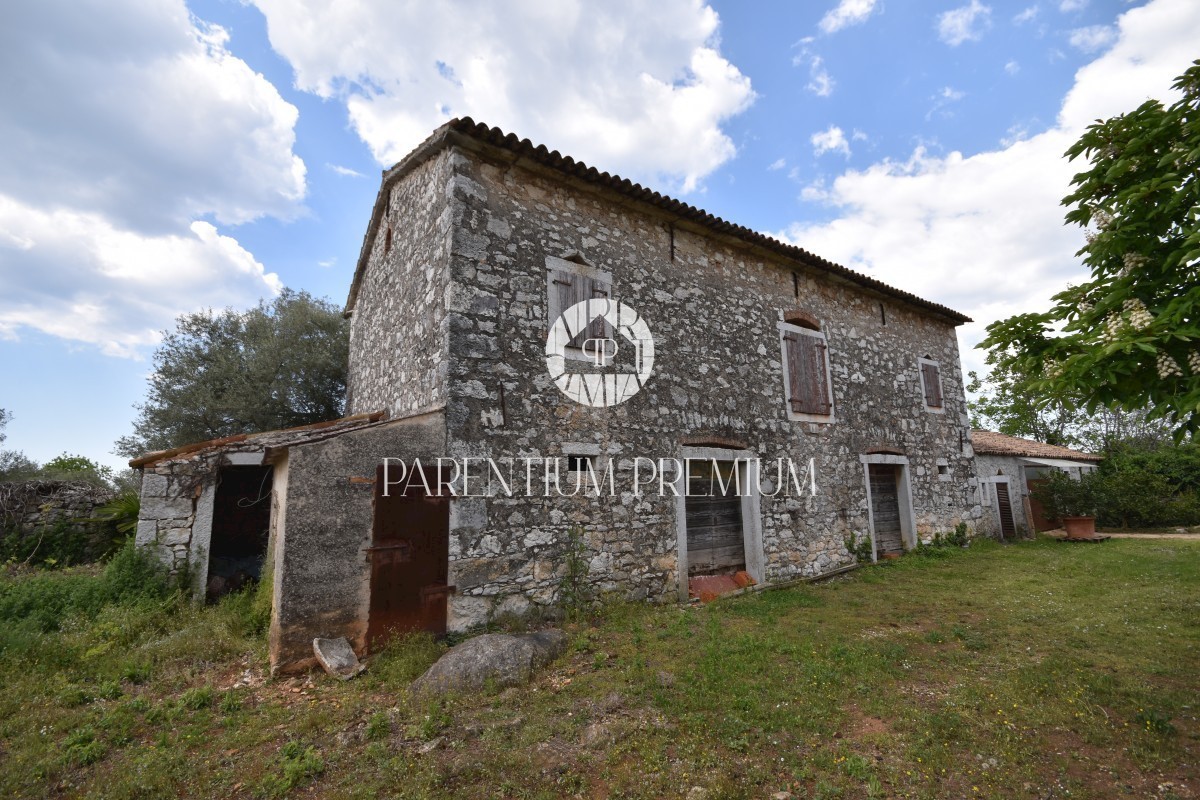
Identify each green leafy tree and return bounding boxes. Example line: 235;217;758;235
115;290;350;459
979;61;1200;439
39;454;114;487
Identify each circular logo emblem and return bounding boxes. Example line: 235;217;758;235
545;299;654;407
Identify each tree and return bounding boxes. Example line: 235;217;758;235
115;290;350;459
968;358;1174;453
0;409;40;483
979;60;1200;439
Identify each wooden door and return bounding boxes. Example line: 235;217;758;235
995;481;1017;539
367;463;452;649
869;464;904;556
685;461;745;576
1026;478;1055;531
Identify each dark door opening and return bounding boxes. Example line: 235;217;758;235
207;465;273;601
995;481;1017;539
869;463;904;556
685;460;746;576
367;462;452;650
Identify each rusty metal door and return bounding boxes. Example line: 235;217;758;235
367;463;452;649
869;464;904;556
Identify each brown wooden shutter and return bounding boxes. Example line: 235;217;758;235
785;332;831;415
784;333;804;412
810;336;832;414
922;362;943;408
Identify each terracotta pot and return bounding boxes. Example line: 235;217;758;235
1062;516;1097;539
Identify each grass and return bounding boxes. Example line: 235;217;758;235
0;536;1197;798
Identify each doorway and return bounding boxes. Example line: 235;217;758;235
995;479;1017;539
367;462;452;649
868;463;904;557
207;465;273;601
684;459;746;576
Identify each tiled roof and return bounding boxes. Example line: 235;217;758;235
345;118;972;326
129;412;387;468
970;430;1102;462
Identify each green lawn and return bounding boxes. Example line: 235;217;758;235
1;537;1197;799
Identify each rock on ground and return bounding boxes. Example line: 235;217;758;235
313;637;365;680
411;630;568;694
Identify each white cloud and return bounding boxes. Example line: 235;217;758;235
327;164;365;178
0;0;302;356
0;202;281;358
1069;25;1117;53
794;39;836;97
927;86;967;120
1005;60;1021;75
819;0;880;34
811;126;851;157
1059;0;1088;11
251;0;754;194
776;0;1198;380
1014;6;1039;24
769;158;788;171
937;1;993;46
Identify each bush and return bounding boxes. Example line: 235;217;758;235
1031;470;1102;520
0;540;176;633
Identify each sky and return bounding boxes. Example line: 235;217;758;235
1;0;1196;472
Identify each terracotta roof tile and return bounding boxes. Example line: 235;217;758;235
970;430;1102;462
346;118;972;326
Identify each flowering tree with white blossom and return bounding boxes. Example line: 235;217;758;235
980;60;1200;440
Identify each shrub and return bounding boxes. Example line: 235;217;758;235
0;539;176;633
1031;470;1102;519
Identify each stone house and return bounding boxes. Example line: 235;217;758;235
971;430;1102;536
135;119;986;672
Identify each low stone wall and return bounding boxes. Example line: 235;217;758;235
0;480;116;563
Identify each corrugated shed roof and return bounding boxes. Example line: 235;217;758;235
129;412;387;468
345;118;972;325
971;430;1102;462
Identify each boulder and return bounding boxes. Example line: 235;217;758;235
411;630;568;694
313;637;365;680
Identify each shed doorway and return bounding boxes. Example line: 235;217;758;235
206;465;273;601
367;463;452;650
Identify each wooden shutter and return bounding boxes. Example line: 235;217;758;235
922;362;943;408
784;331;832;415
589;282;610;340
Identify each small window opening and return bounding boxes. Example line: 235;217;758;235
384;225;393;255
567;454;594;473
879;302;887;326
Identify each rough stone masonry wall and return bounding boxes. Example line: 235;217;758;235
134;456;219;580
347;148;455;419
345;143;985;629
425;145;983;627
0;480;115;560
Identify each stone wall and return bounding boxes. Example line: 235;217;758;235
347;148;455;419
134;456;219;586
348;142;984;630
0;480;115;562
